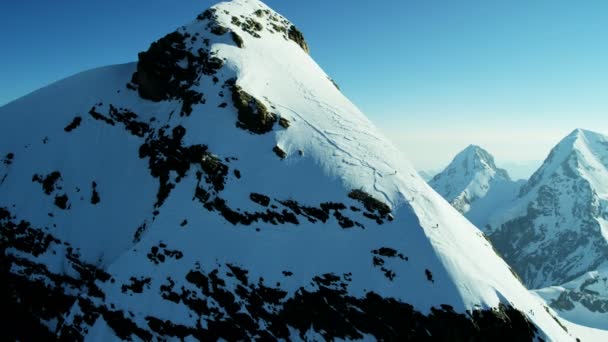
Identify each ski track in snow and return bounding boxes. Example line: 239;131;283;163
273;101;395;208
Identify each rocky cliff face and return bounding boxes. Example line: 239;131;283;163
487;129;608;290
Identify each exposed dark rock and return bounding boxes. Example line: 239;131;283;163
0;208;540;341
278;117;290;129
108;105;151;137
64;116;82;132
176;266;539;341
273;145;286;159
371;248;407;280
348;189;392;222
231;32;244;48
202;197;299;226
90;182;100;205
372;247;407;260
88;106;115;125
425;269;434;283
54;194;69;210
3;153;14;166
382;268;396;281
131;30;220;116
133;223;147;243
241;18;263;38
32;171;62;195
121;277;152;294
488;175;607;289
551;283;608;314
250;193;270;207
99;308;153;341
232;85;276;134
197;8;216;21
374;247;398;257
147;243;184;265
329;76;341;90
210;25;229;36
227;264;249;285
231;16;242;26
287;25;309;54
138;126;228;207
0;209;133;341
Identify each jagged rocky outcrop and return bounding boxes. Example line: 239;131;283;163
0;0;579;340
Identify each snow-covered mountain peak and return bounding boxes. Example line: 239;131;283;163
137;0;418;212
521;128;608;197
429;145;516;221
453;144;509;178
487;128;608;291
0;1;580;340
208;0;310;52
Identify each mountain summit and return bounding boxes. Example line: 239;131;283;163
430;145;522;228
488;128;608;289
0;0;576;340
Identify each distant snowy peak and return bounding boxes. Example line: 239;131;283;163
430;145;513;215
488;128;608;289
522;128;608;197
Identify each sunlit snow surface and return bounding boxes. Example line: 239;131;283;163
429;145;523;229
0;0;597;340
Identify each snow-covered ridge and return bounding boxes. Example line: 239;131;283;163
0;0;580;340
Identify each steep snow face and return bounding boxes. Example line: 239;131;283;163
535;266;608;331
488;129;608;290
0;0;575;340
429;145;522;229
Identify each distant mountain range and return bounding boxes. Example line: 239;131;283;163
431;128;608;331
488;129;608;289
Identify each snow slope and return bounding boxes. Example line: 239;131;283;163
488;129;608;290
535;266;608;331
0;0;581;340
429;145;523;229
418;170;436;182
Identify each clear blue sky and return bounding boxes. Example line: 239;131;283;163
1;0;607;176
